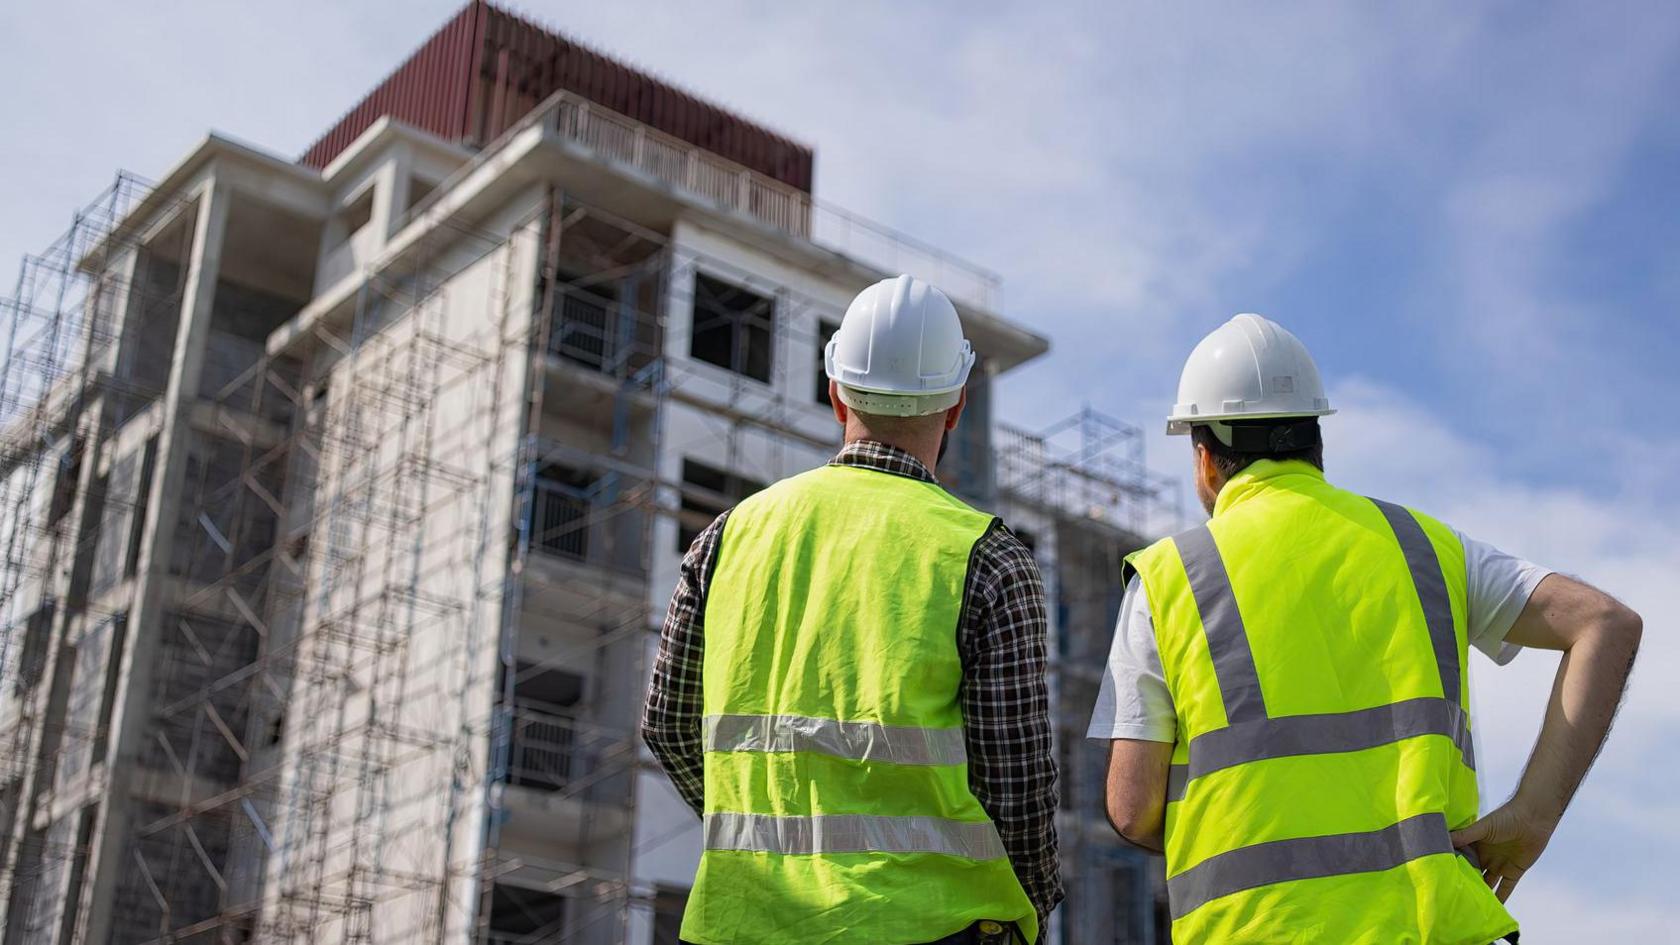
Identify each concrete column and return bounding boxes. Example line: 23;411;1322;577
74;177;230;945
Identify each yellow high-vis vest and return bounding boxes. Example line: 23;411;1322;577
1128;459;1518;944
682;463;1037;944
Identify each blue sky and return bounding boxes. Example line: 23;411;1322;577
4;2;1676;939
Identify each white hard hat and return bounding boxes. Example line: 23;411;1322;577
825;275;976;417
1166;313;1334;435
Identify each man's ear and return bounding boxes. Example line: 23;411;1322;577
943;387;968;431
1194;442;1220;492
829;380;848;426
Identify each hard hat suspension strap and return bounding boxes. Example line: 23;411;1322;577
1224;418;1321;454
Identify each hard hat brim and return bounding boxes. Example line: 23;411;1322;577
1166;407;1336;436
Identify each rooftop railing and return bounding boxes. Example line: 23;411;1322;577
407;90;1003;312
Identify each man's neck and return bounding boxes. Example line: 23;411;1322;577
844;433;940;476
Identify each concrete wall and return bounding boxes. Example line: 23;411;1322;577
260;187;543;945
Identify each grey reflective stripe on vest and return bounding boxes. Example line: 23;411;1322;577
705;713;967;766
704;812;1007;860
1370;498;1462;706
1166;764;1190;803
1173;526;1267;723
1164;697;1474;803
1167;812;1461;919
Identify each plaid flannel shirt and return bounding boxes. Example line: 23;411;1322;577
641;440;1064;926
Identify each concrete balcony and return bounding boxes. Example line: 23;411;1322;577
496;707;635;866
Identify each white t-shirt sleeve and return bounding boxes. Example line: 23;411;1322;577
1455;528;1553;666
1086;575;1177;742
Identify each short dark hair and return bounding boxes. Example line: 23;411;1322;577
1191;420;1324;478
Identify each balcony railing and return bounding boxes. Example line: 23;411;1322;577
504;705;633;800
405;91;1003;312
508;707;578;791
530;478;588;561
549;288;613;372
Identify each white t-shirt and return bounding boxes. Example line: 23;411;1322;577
1086;529;1553;743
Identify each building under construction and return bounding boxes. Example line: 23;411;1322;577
0;4;1180;943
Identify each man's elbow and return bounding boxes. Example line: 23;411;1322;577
1614;604;1643;647
640;722;671;762
1105;798;1163;851
1591;598;1643;656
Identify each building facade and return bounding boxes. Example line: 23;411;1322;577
0;4;1174;943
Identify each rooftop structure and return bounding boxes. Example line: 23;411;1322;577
0;5;1176;943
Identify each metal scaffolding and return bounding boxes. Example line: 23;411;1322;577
996;406;1182;945
1;170;889;945
0;172;197;944
996;407;1182;540
1;173;1180;945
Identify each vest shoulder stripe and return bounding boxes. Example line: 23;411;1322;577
1164;697;1475;803
1369;499;1462;706
704;812;1007;860
1173;526;1267;723
1166;812;1462;919
705;713;967;766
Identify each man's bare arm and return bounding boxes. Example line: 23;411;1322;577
1104;738;1175;852
1450;573;1642;903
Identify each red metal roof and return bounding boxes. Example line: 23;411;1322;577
299;1;814;192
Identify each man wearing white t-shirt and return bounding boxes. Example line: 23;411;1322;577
1088;315;1641;943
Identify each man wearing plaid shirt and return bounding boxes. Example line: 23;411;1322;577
642;276;1062;944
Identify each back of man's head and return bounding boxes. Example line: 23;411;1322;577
1191;419;1325;479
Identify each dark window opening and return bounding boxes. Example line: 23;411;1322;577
406;175;438;214
690;274;772;383
488;883;568;940
815;319;840;406
678;459;765;552
15;605;55;694
88;614;128;767
532;464;596;561
652;886;690;945
511;661;585;714
123;438;158;578
54;806;99;943
47;439;84;524
67;471;108;602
